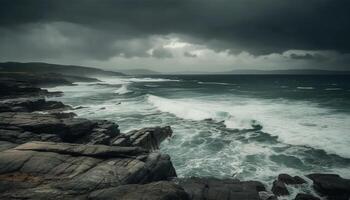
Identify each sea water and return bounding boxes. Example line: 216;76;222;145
46;74;350;195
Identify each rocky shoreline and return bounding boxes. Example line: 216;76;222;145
0;73;349;200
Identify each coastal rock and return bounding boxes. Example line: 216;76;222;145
0;98;70;112
259;191;278;200
77;120;120;145
294;193;320;200
307;173;350;200
278;173;306;185
89;181;189;200
271;180;289;196
176;177;265;200
0;78;48;98
0;127;62;144
124;126;173;150
0;112;120;144
0;141;177;199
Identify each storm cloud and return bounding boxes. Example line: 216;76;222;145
0;0;349;71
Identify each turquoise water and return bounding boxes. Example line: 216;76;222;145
46;75;350;191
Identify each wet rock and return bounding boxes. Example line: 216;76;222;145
112;135;132;146
0;98;70;112
278;173;306;185
0;78;49;98
294;193;320;200
125;126;173;150
51;112;77;119
176;177;265;200
0;128;62;144
259;191;278;200
89;181;189;200
271;180;289;196
77;120;120;145
0;141;177;199
0;112;120;144
0;141;17;151
307;173;350;200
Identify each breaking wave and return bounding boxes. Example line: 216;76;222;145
147;94;350;158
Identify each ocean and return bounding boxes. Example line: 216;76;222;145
46;74;350;193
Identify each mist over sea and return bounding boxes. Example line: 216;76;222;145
46;74;350;188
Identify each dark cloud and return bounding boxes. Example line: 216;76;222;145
289;53;328;61
0;0;349;66
152;47;173;58
184;52;197;58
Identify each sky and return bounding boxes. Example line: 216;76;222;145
1;0;350;72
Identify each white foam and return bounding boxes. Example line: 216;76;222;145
128;77;179;82
297;87;314;90
114;84;131;95
325;88;342;91
148;94;350;158
198;81;234;85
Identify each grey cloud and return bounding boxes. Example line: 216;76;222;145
289;53;328;61
152;47;173;59
0;22;157;60
184;52;197;58
1;1;350;54
0;0;350;69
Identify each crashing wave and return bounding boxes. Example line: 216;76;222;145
115;84;132;94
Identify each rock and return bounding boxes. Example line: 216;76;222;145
0;112;120;144
0;141;17;151
14;141;148;158
0;127;62;144
307;173;350;200
0;78;48;98
259;191;278;200
124;126;173;150
112;135;132;146
271;180;289;196
176;177;265;200
76;120;120;145
0;98;70;112
51;112;77;119
278;173;306;185
0;141;177;199
89;181;189;200
294;193;320;200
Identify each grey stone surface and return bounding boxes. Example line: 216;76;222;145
89;181;189;200
278;173;306;185
0;142;177;199
176;177;265;200
271;180;289;196
307;173;350;200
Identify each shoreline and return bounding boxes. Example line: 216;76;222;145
0;73;349;200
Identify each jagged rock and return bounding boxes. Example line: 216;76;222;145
124;126;173;150
271;180;289;196
0;128;62;144
307;173;350;200
294;193;320;200
0;78;48;98
112;135;132;146
176;177;265;200
89;181;189;200
278;174;306;185
0;141;177;199
0;98;70;112
259;191;278;200
51;112;77;119
74;120;120;145
0;112;120;144
0;141;17;151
